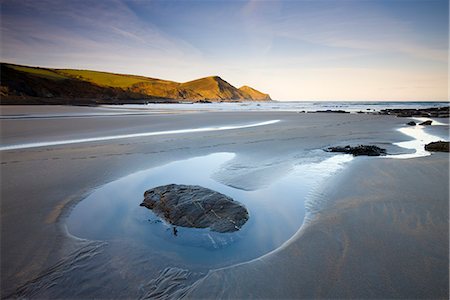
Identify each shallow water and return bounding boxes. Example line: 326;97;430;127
390;120;448;159
67;152;352;270
111;101;448;113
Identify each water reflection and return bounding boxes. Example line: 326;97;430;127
67;152;352;269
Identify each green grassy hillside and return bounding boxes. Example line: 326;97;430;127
0;63;272;104
57;69;153;88
8;65;71;80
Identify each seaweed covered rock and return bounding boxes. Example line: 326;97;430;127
140;184;249;233
325;145;386;156
425;141;449;152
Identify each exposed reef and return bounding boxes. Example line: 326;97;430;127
378;107;449;118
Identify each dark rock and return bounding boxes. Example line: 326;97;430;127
314;110;350;114
406;121;416;126
419;120;433;126
140;184;249;233
425;141;449;152
378;106;449;118
325;145;387;156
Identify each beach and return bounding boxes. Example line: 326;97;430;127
0;105;448;298
187;155;449;298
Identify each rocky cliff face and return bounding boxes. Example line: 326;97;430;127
0;63;272;104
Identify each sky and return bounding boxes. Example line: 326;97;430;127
1;0;448;101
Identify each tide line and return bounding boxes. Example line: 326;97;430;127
0;119;280;151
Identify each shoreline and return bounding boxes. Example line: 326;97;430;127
1;106;448;298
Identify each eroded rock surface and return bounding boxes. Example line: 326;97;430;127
140;184;249;233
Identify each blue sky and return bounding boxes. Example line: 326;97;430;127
1;0;448;100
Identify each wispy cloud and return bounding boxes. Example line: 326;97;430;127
0;0;447;100
1;0;204;78
241;1;447;63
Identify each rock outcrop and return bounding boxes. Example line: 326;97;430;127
425;141;449;152
325;145;387;156
140;184;249;233
419;120;433;126
378;107;449;118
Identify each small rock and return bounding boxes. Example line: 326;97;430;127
419;120;433;126
140;184;249;233
325;145;386;156
425;141;449;152
406;121;416;126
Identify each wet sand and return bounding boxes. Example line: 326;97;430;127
187;155;449;299
0;105;448;298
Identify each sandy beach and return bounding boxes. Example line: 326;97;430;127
0;105;448;298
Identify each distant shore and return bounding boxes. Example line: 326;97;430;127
1;105;448;298
0;62;272;104
0;97;273;105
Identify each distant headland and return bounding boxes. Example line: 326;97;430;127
0;63;271;105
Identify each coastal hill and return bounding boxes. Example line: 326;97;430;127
238;85;271;101
0;63;272;104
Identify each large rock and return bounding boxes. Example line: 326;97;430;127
140;184;249;233
325;145;386;156
425;141;449;152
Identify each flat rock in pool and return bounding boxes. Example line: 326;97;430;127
140;184;249;233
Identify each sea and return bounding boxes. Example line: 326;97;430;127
112;100;449;113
